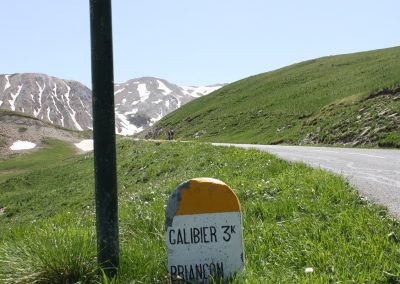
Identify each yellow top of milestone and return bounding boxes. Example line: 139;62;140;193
176;178;241;215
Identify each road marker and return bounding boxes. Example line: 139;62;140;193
166;178;244;282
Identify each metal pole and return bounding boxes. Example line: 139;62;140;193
89;0;119;277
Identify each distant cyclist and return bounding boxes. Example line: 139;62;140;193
167;128;174;140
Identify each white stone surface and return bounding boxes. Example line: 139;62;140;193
166;212;244;282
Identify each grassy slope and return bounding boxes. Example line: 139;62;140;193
0;139;78;183
148;46;400;147
1;140;400;282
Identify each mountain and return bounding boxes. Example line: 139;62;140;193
113;77;223;135
143;46;400;148
0;73;224;135
0;73;92;131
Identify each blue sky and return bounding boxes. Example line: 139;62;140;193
2;0;399;87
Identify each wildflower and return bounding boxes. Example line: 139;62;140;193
305;267;314;273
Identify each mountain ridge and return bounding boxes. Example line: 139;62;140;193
0;73;224;135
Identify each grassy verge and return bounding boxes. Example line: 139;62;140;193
1;140;400;282
379;132;400;148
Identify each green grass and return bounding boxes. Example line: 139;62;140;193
379;132;400;148
0;216;98;283
1;139;400;282
0;138;78;183
302;92;400;146
145;46;400;147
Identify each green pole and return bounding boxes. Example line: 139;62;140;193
89;0;119;276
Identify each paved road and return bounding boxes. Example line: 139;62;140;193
213;143;400;219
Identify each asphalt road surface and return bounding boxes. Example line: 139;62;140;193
213;143;400;219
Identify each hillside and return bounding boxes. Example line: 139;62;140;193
145;46;400;147
1;140;400;282
0;109;90;158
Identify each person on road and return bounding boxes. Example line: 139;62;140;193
167;128;174;140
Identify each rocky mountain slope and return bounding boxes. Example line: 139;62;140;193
0;110;89;158
113;77;222;135
0;73;223;135
0;73;92;131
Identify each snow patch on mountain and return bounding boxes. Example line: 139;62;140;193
115;111;143;135
64;85;83;131
34;81;45;117
4;75;10;91
75;139;93;152
46;107;53;123
124;108;138;116
157;80;172;95
52;83;57;97
51;93;64;126
114;88;125;95
181;85;222;98
9;84;23;111
137;84;150;102
10;140;36;151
